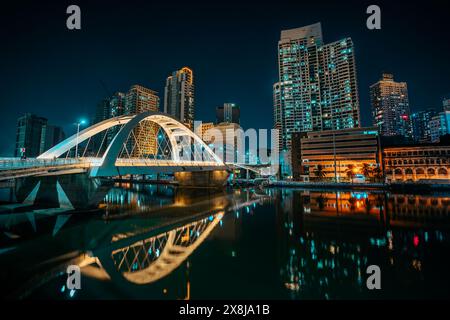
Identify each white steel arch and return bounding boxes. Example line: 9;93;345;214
107;213;223;285
37;111;224;176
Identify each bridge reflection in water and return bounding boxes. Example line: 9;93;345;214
0;183;265;299
0;185;449;299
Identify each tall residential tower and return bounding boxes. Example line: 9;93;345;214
164;67;195;129
370;73;411;138
274;22;360;151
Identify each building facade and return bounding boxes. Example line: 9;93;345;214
15;114;48;157
294;127;381;181
430;111;450;143
202;122;241;163
411;108;437;143
39;125;65;155
370;73;411;138
274;22;360;151
443;97;450;112
164;67;195;129
125;85;160;156
195;121;215;141
216;103;240;124
383;145;450;182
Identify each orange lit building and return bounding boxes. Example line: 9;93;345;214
383;145;450;182
294;127;381;181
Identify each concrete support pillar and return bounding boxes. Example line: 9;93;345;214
174;170;229;188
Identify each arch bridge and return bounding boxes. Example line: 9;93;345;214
0;112;227;181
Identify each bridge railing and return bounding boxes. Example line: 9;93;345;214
114;159;224;167
0;157;88;170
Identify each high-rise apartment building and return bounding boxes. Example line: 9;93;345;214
91;92;126;155
370;73;411;138
39;125;65;155
274;22;360;151
15;113;48;157
430;111;450;143
15;114;65;158
443;97;450;112
109;92;126;118
125;85;160;156
411;108;437;142
216;103;240;124
164;67;195;129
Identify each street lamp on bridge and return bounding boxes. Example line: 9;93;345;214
74;119;87;159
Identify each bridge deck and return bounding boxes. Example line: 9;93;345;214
0;157;227;181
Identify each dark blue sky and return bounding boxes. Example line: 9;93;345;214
1;0;450;156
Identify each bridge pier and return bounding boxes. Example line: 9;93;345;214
15;173;112;209
174;170;229;188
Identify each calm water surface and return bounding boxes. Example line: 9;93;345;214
0;183;449;299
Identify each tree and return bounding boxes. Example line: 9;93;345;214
348;196;357;213
316;194;326;210
314;164;326;181
361;163;372;179
364;198;372;214
346;164;356;183
372;166;384;182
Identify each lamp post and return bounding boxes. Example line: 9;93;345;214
75;120;86;159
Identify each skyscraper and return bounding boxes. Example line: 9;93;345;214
411;108;437;142
443;97;450;112
274;22;360;151
430;111;450;143
125;85;160;156
15;113;48;157
164;67;195;129
216;103;240;124
110;92;126;118
91;92;126;155
94;98;111;124
39;125;65;155
370;73;411;138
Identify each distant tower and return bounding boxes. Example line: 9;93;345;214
15;113;48;157
39;125;65;155
443;96;450;112
164;67;195;129
216;103;240;124
370;73;411;138
411;108;437;142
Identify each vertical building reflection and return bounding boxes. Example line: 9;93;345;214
274;189;450;299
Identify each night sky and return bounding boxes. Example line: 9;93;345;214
1;0;449;156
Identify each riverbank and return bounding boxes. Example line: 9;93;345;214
268;180;450;192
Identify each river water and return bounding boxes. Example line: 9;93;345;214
0;183;449;299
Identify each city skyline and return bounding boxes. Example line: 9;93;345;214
1;0;450;156
1;0;450;304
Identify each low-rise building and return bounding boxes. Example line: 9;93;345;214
383;144;450;182
294;127;381;181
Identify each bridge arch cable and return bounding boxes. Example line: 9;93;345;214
37;112;225;175
106;213;223;284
